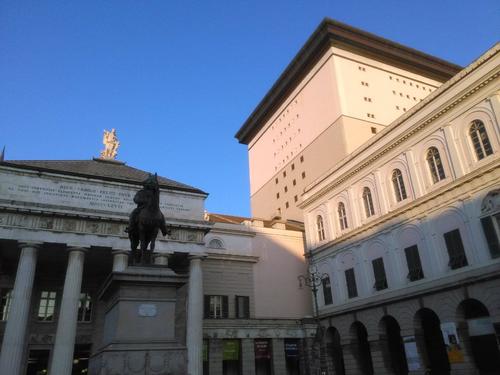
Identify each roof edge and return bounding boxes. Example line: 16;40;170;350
235;18;462;145
0;160;208;196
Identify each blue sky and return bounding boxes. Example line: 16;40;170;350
1;1;499;217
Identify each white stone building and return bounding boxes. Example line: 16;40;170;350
299;44;500;375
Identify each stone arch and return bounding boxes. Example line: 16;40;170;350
456;298;500;373
378;315;408;375
414;307;450;374
325;326;345;375
349;321;374;375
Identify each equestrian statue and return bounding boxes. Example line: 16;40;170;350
126;173;169;264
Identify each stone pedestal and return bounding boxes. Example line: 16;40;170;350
88;266;189;375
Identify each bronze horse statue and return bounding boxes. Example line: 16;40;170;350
126;173;169;264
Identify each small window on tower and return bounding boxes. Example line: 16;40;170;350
371;127;377;134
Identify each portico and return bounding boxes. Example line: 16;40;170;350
0;158;211;375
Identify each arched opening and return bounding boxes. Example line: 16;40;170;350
379;316;408;375
350;322;374;375
458;298;500;373
415;308;450;374
325;327;345;375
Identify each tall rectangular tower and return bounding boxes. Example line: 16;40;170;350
236;19;461;222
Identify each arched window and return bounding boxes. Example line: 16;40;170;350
470;120;493;160
392;169;407;202
426;147;446;183
208;238;224;249
338;202;348;230
316;215;326;241
362;187;375;218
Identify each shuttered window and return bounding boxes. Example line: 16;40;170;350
372;258;388;291
204;295;228;318
404;245;424;281
322;277;333;305
443;229;468;270
345;268;358;298
481;214;500;258
235;296;250;318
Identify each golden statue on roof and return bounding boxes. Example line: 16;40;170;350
100;128;120;160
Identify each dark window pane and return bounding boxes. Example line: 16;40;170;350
444;229;468;269
322;277;333;305
372;258;388;291
481;215;500;258
345;268;358;298
404;245;424;281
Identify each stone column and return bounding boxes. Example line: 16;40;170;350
272;338;286;375
208;338;223;375
49;247;87;375
0;242;40;375
242;338;256;375
112;250;129;272
186;255;204;375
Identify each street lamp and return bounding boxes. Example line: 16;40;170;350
297;256;329;318
298;251;329;375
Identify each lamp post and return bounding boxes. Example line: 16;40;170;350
298;251;329;375
297;263;328;318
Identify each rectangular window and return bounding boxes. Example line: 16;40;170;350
345;268;358;298
276;192;280;199
300;156;304;163
235;296;250;318
291;163;295;170
285;202;289;209
294;195;298;202
301;172;306;179
283;171;286;178
292;179;296;186
38;291;57;321
444;229;469;270
275;177;278;184
77;292;93;322
372;258;388;291
404;245;424;281
322;277;333;305
481;214;500;258
0;289;12;321
284;186;288;193
204;295;228;319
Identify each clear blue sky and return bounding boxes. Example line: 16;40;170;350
1;1;498;217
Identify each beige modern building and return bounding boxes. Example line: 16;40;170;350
236;18;461;222
300;43;500;375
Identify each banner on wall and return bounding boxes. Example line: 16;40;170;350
467;317;495;336
254;339;272;360
403;336;421;371
440;322;465;363
284;339;299;358
223;340;240;361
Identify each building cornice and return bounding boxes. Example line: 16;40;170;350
299;45;500;209
235;18;462;145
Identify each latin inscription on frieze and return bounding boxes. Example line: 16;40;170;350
0;170;202;220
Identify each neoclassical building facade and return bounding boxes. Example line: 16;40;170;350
300;45;500;374
0;159;315;375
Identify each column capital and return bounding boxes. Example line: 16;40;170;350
66;246;89;254
188;254;206;262
18;241;43;250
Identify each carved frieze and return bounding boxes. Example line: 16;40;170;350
0;210;206;243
